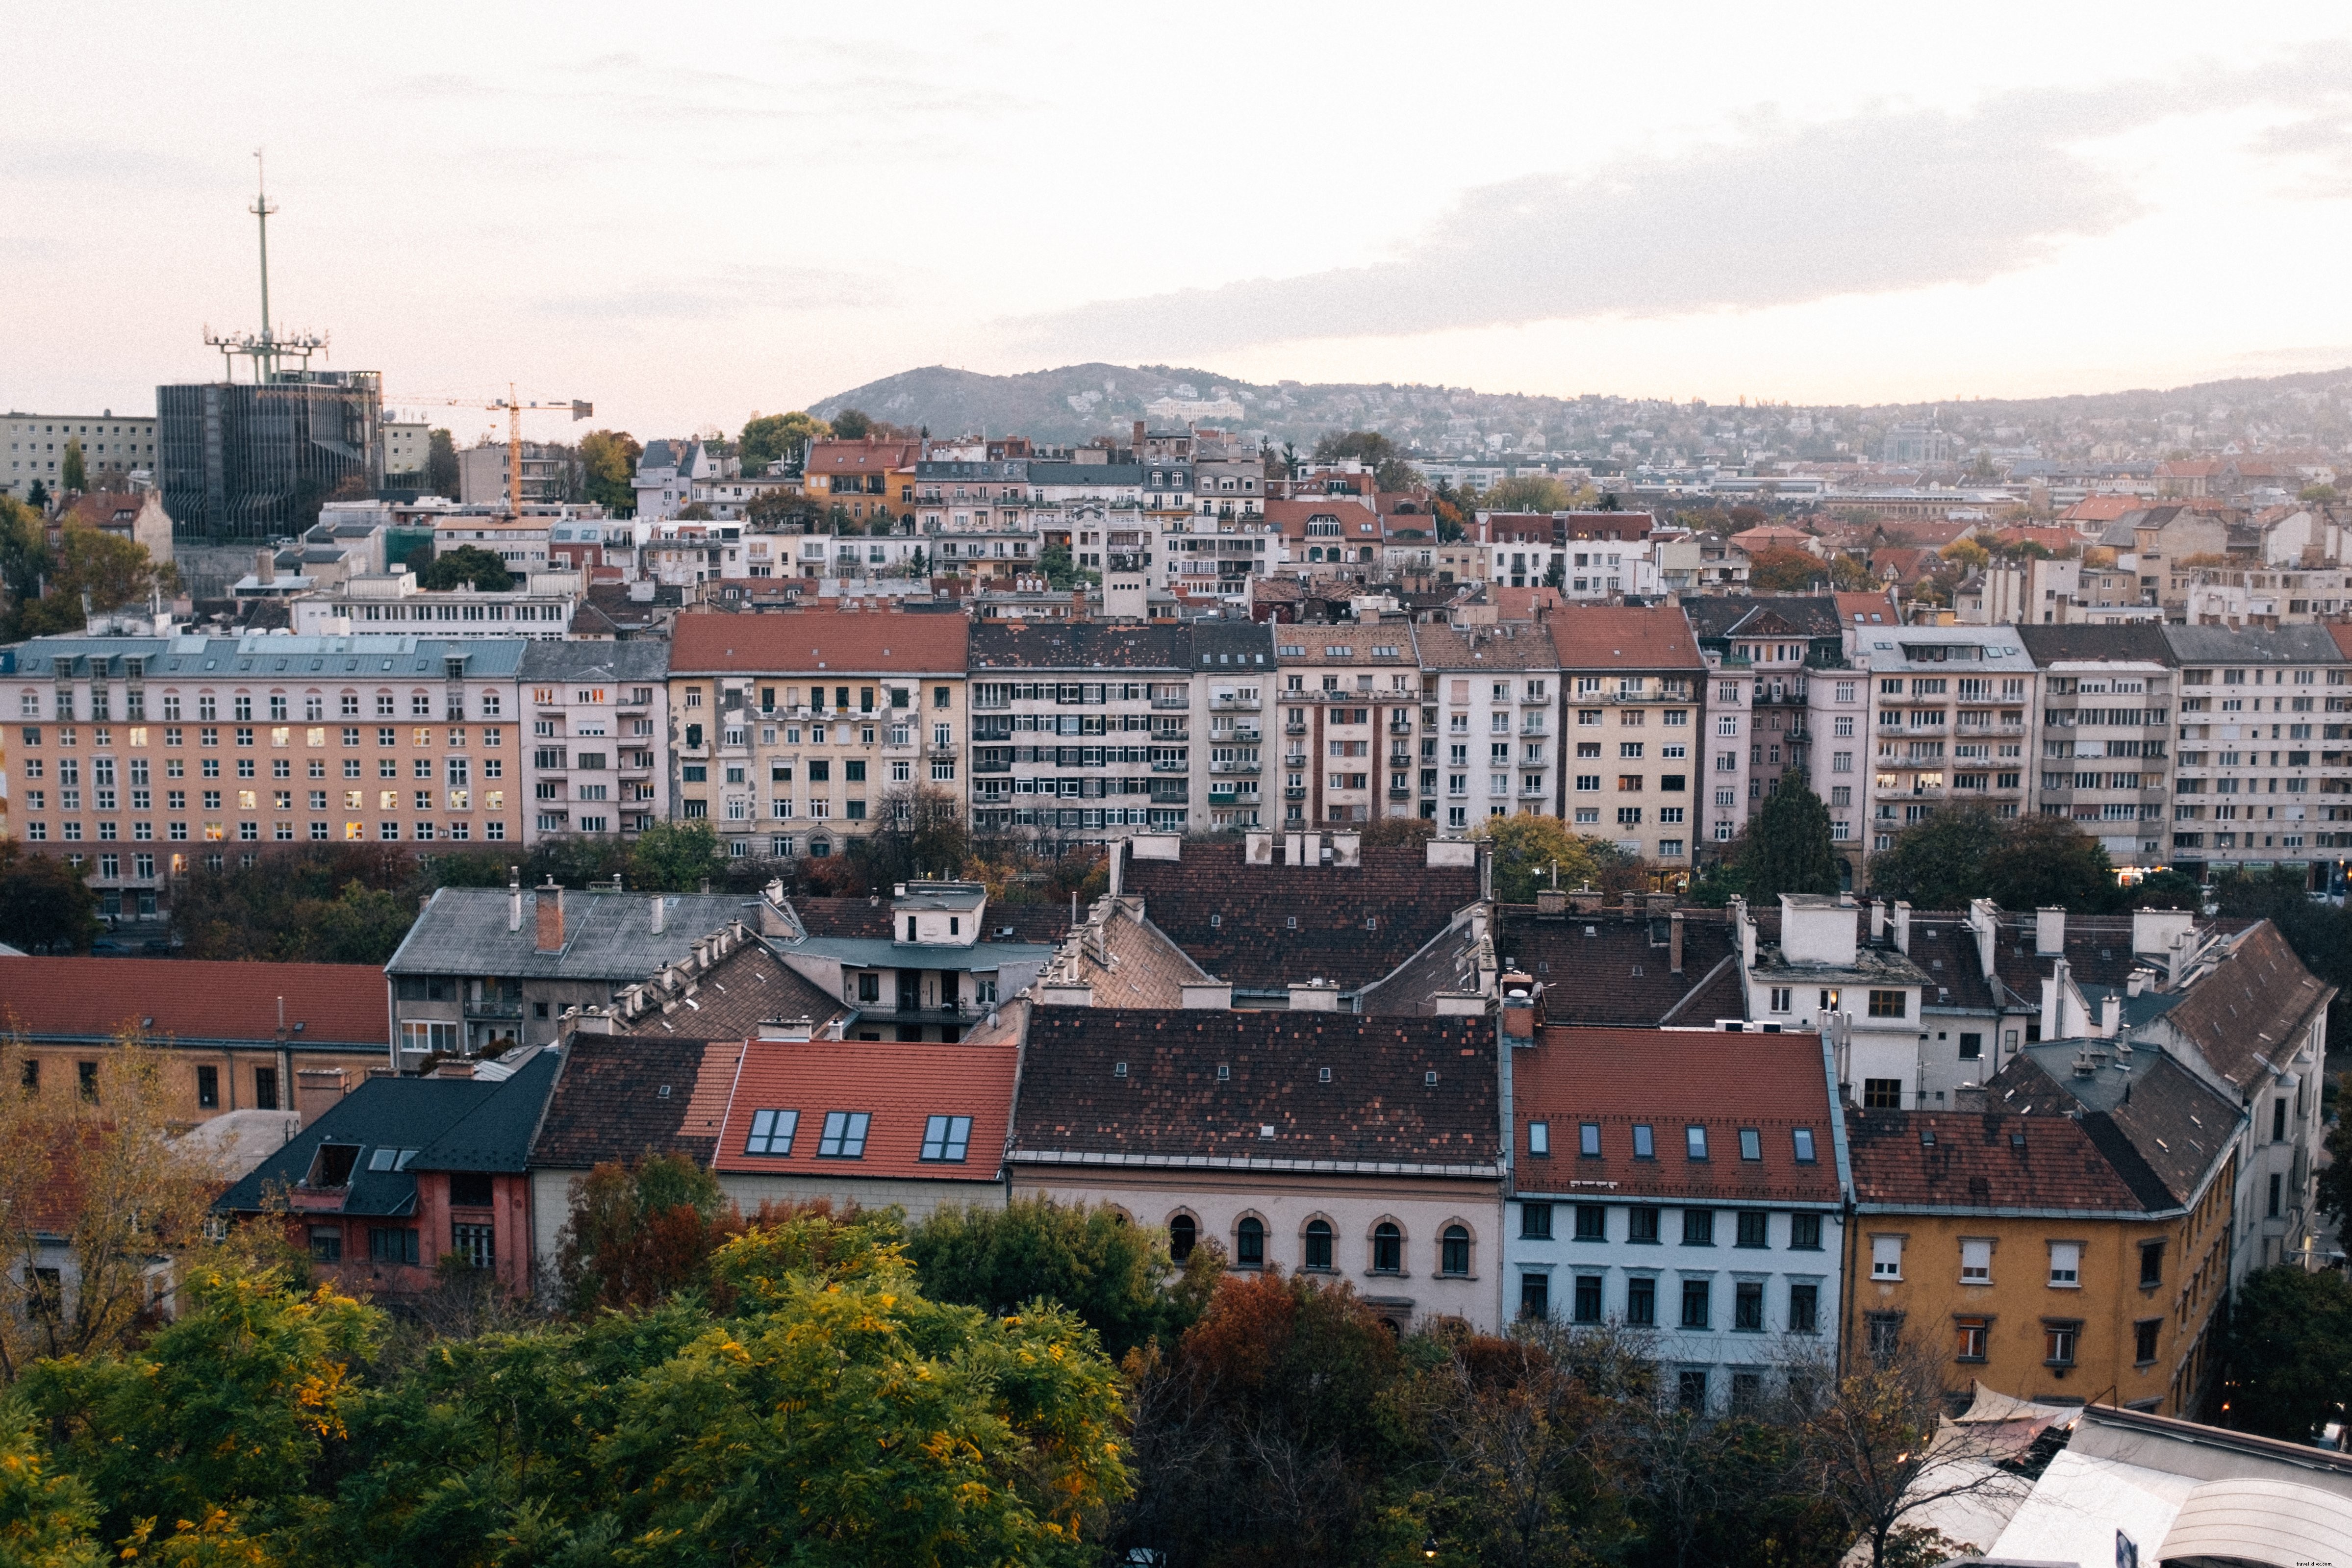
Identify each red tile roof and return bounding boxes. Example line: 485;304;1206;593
1511;1026;1843;1204
1845;1107;2149;1213
805;438;922;475
668;607;969;675
2061;495;2145;523
0;957;388;1049
1546;603;1705;672
1834;590;1900;626
710;1037;1016;1181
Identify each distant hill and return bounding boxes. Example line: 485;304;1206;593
809;361;2352;461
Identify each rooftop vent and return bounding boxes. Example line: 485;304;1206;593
1216;1063;1231;1081
1114;1061;1128;1078
1424;1070;1439;1086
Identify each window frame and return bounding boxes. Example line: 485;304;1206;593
919;1113;973;1163
744;1108;799;1157
817;1110;872;1159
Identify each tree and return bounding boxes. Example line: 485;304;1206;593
909;1197;1208;1360
58;440;83;494
1542;555;1565;590
2317;1115;2352;1236
2300;483;2339;503
2221;1266;2352;1442
412;544;512;592
745;488;819;530
1359;816;1435;851
425;427;459;498
2127;867;2204;910
1483;475;1570;513
1736;775;1842;904
629;821;722;891
830;408;873;440
1940;537;1991;575
1313;428;1420;491
1040;542;1094;591
1978;813;2121;914
25;480;49;511
0;1405;103;1567
0;843;100;954
556;1153;740;1315
1867;807;2003;909
1473;814;1603;904
675;501;713;521
1746;548;1826;593
2209;866;2352;1053
1828;551;1877;590
43;523;172;619
578;429;641;514
737;411;829;472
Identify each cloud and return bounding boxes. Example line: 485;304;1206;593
1007;67;2352;357
531;262;892;322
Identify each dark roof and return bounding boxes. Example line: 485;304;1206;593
1353;916;1487;1014
1846;1107;2147;1214
516;640;672;681
967;621;1191;671
1994;1046;2240;1210
1679;595;1843;640
2162;625;2348;666
1512;1025;1843;1204
1187;619;1276;667
611;938;846;1039
386;887;772;980
532;1034;741;1169
2015;623;2177;666
0;957;387;1050
1903;916;2001;1014
790;896;1070;945
2151;922;2334;1090
215;1049;560;1215
1499;909;1741;1027
1989;914;2164;1008
1011;1008;1498;1171
1124;842;1480;993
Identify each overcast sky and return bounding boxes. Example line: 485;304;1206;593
10;1;2352;438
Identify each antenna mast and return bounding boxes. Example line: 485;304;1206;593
204;150;326;382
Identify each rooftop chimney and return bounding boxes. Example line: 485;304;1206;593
1669;910;1685;975
1869;899;1887;943
535;879;565;953
2035;906;2066;958
507;866;522;933
651;894;666;935
1892;901;1911;957
255;548;275;585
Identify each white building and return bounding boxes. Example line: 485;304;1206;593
3;410;156;500
1735;894;1935;1110
516;642;672;842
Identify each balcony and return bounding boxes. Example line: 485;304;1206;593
1151;695;1191;711
1388;784;1414;799
466;997;525;1020
972;760;1012;774
1286;720;1309;735
1151;758;1189;773
1285;786;1308;801
1216;726;1262;744
1210;695;1262;712
1210;759;1262;776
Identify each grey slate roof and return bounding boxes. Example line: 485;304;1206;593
1;636;173;676
386;887;774;979
2162;624;2348;666
2016;623;2177;665
213;1048;561;1215
517;640;672;682
1680;595;1843;640
1187;619;1276;668
18;633;537;680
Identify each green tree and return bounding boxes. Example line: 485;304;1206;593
1979;813;2121;913
1746;547;1826;592
58;440;84;494
830;408;873;440
2222;1266;2352;1442
1827;551;1877;590
425;428;459;498
42;523;172;620
745;488;819;530
0;844;100;954
1312;428;1420;491
1039;542;1094;591
1867;806;2004;909
412;544;513;592
0;1406;103;1566
1736;775;1841;903
556;1153;739;1315
2127;867;2204;909
2300;483;2338;503
0;494;50;616
909;1197;1209;1360
1482;475;1570;513
306;880;417;964
578;429;641;515
737;411;829;472
629;821;722;892
1473;814;1603;904
24;481;49;512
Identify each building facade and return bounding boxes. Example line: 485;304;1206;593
4;410;158;501
517;641;672;843
1550;606;1708;864
2163;626;2351;878
157;372;382;537
1272;625;1425;828
2017;625;2176;872
1413;619;1561;835
1857;626;2035;856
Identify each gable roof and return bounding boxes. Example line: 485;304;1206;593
1510;1025;1842;1205
1123;841;1480;994
387;888;773;980
610;937;846;1039
1680;595;1843;640
1846;1106;2149;1214
667;607;968;675
0;957;387;1051
1011;1008;1499;1173
532;1034;743;1169
790;896;1069;945
1039;899;1217;1008
1994;1045;2240;1210
1547;604;1705;672
2016;623;2176;666
2147;922;2333;1091
711;1037;1018;1182
1498;909;1743;1027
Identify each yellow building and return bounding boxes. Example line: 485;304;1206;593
1843;1042;2242;1417
804;437;921;529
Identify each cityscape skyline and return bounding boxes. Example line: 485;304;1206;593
10;3;2352;434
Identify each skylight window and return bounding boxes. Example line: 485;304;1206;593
921;1115;972;1163
1632;1124;1656;1159
818;1111;871;1159
1738;1128;1762;1162
745;1109;799;1157
1685;1126;1709;1161
368;1147;398;1172
1792;1128;1818;1164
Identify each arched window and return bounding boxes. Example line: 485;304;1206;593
1168;1214;1197;1263
1237;1216;1265;1268
1372;1221;1402;1274
1441;1225;1470;1277
1304;1219;1334;1271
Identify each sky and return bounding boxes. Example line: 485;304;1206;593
9;1;2352;439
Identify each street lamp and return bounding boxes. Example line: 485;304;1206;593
1423;1536;1441;1560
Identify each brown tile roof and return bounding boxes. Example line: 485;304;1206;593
966;621;1194;670
1412;621;1561;672
712;1037;1017;1181
1990;1047;2238;1210
1123;841;1481;994
532;1035;742;1169
0;957;387;1050
1498;909;1743;1028
1511;1026;1842;1204
2151;922;2333;1091
1902;916;2001;1015
1264;497;1379;541
1846;1107;2146;1212
1546;604;1705;672
2327;621;2352;661
1354;916;1489;1015
1833;589;1901;626
668;607;968;675
611;938;847;1040
805;438;922;475
1011;1008;1499;1170
1989;914;2164;1008
1039;900;1214;1009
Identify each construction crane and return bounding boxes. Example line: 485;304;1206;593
405;384;594;515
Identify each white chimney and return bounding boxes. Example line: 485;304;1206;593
507;866;522;933
1892;901;1911;956
1869;899;1887;942
651;895;666;935
2035;906;2067;957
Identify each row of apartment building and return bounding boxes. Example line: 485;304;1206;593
4;601;2348;917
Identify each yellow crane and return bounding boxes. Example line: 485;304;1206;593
409;385;594;515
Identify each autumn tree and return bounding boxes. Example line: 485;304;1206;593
0;843;100;954
1474;813;1603;903
58;440;84;494
556;1153;740;1314
1746;547;1827;593
578;428;642;513
413;543;512;592
737;410;829;471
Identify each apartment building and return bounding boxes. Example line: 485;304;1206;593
2016;625;2175;871
967;622;1199;840
1412;619;1561;835
1549;605;1706;864
1480;513;1561;588
4;410;156;500
1271;625;1426;828
294;570;583;639
665;608;969;861
2164;625;2352;876
5;632;524;913
1807;664;1873;877
1698;650;1753;851
802;436;919;528
1856;626;2034;854
1682;597;1845;812
516;641;672;843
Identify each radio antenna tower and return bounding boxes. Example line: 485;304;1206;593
203;150;327;382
